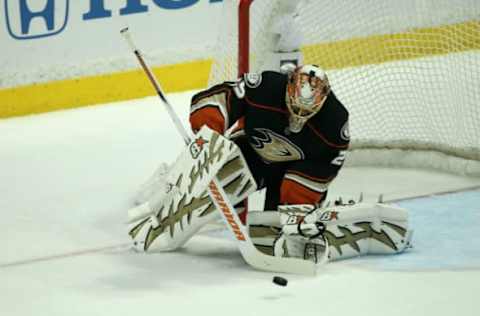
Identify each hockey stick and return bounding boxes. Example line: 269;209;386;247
120;28;190;145
120;27;317;275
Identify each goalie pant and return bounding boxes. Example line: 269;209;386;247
247;203;413;262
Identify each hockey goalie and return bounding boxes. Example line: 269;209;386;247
126;65;413;273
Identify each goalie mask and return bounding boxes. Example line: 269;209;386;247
285;65;330;133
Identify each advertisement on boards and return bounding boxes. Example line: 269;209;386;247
2;0;225;87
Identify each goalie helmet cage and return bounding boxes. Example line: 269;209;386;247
208;0;480;176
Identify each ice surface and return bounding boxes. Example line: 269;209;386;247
1;91;479;316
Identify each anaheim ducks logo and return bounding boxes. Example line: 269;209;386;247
249;128;305;162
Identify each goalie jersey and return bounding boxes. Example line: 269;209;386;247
190;71;350;208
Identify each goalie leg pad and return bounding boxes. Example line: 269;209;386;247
133;162;170;206
247;202;413;263
247;211;282;256
314;203;413;260
128;126;257;252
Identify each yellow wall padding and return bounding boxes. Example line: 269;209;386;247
1;21;478;119
0;59;212;119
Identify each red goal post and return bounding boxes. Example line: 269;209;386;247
238;0;253;77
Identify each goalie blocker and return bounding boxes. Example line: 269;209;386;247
127;126;413;268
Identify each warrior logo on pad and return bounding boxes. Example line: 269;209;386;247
190;136;208;159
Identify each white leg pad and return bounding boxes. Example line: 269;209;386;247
247;202;413;262
127;126;257;252
317;203;413;260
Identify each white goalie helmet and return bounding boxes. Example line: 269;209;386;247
285;64;331;133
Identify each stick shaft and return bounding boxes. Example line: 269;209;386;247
120;27;191;145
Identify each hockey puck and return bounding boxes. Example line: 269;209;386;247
272;276;288;286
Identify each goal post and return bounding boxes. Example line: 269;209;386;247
238;0;253;76
209;0;480;176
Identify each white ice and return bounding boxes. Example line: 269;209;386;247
1;91;479;316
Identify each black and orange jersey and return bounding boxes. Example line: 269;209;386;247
190;71;350;206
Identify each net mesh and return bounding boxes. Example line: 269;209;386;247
209;0;480;174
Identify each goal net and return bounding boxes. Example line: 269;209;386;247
209;0;480;176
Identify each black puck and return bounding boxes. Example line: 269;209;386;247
272;276;288;286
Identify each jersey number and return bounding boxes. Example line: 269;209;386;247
228;79;246;99
331;150;347;166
